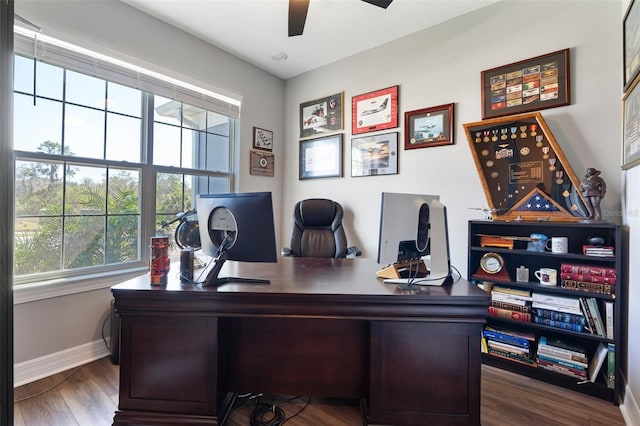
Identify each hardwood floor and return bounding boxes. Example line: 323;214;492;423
14;356;625;425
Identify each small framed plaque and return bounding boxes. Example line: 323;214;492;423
250;150;274;176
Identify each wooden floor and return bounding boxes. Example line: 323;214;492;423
13;356;626;425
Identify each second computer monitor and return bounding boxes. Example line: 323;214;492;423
377;192;440;266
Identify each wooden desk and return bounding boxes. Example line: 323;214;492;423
111;257;489;425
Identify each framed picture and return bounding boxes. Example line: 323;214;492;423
623;75;640;170
351;132;398;177
299;92;344;138
481;49;570;120
299;134;343;180
624;0;640;92
253;127;273;151
351;85;399;135
404;103;454;150
249;150;274;176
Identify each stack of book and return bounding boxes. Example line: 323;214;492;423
531;292;584;332
536;336;588;380
489;286;532;322
482;325;536;366
560;263;616;295
582;245;614;257
578;297;608;337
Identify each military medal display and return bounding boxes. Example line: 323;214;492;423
463;112;590;221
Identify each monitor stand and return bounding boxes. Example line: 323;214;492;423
202;251;270;287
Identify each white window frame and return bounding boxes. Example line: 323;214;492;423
12;27;241;303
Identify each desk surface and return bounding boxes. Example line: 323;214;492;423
112;257;489;320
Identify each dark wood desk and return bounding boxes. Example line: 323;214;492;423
111;257;489;425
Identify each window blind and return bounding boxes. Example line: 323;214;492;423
14;28;241;118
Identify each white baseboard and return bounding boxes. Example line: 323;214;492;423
622;382;640;426
14;338;111;387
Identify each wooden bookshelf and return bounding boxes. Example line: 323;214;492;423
468;220;625;405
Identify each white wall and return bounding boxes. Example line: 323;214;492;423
284;0;622;275
13;0;285;366
284;0;637;420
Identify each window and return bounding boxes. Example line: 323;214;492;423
12;31;240;285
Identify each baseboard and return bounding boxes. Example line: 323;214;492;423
14;338;111;387
622;381;640;426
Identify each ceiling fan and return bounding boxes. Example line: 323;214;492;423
289;0;394;37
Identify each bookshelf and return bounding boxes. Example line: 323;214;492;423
468;220;624;404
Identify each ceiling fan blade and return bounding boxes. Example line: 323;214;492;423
361;0;394;9
289;0;310;37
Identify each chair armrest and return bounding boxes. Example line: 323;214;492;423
347;246;362;257
281;247;293;257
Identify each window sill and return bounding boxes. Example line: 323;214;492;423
13;266;148;304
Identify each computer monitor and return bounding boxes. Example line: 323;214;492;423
196;191;277;286
382;198;452;287
377;192;440;266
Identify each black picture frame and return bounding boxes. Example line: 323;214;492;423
299;92;344;139
299;134;343;180
481;49;570;120
351;132;398;177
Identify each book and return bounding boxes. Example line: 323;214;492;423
560;272;616;285
532;307;586;325
587;342;608;383
537;353;587;370
492;299;532;313
488;306;531;322
483;326;534;348
492;286;532;298
487;339;530;356
586;298;605;337
538;336;587;363
578;297;596;334
560;263;617;279
560;280;614;295
487;347;537;366
532;316;585;332
582;245;614;257
604;300;614;339
491;291;532;304
606;343;615;389
532;293;581;311
537;358;587;379
531;301;582;316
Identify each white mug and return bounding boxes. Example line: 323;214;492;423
534;268;557;286
546;236;568;254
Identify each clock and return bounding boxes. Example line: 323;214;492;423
479;252;505;274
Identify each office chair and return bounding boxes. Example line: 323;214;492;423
282;198;361;258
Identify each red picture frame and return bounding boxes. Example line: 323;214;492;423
351;85;399;135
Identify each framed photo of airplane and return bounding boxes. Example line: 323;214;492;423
351;132;398;177
351;85;399;135
404;103;454;150
299;92;344;139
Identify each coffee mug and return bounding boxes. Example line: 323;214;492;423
546;236;569;254
527;234;548;252
534;268;557;286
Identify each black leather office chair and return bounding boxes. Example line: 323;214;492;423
282;198;361;258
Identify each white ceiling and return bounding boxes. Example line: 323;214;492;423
123;0;500;80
